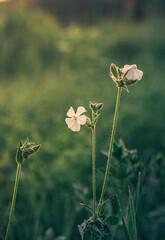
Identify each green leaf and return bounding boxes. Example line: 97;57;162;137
117;163;127;179
92;224;104;237
16;147;24;164
135;172;141;214
80;203;95;216
98;195;115;214
106;215;119;225
128;186;137;240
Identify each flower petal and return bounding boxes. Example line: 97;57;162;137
77;115;87;125
65;118;76;129
76;106;87;116
131;69;139;80
67;107;75;117
136;69;143;80
126;69;134;80
122;64;136;74
70;121;81;132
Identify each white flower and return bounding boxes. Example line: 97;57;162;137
65;106;87;132
121;64;143;81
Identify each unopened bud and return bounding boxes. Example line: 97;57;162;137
86;117;93;129
89;102;103;112
16;138;41;164
95;103;103;110
16;144;24;164
89;102;96;111
23;144;41;159
121;64;143;87
110;63;119;80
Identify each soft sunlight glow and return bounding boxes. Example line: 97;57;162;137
0;0;9;3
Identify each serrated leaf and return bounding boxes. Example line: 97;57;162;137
106;215;119;225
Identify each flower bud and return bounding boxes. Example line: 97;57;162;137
95;103;103;111
23;144;41;159
16;138;41;164
16;143;24;164
110;63;119;80
89;102;96;111
121;64;143;86
89;102;103;112
86;117;93;129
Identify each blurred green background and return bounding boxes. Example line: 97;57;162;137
0;0;165;239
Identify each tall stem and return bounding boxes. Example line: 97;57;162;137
92;112;96;212
97;87;122;212
5;163;22;240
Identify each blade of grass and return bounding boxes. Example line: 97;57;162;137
128;186;137;240
128;172;141;235
135;172;141;214
110;180;131;240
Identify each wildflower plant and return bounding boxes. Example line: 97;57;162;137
65;63;143;239
4;138;41;240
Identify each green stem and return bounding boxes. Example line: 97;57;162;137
5;163;22;240
91;231;95;240
92;112;96;212
97;87;122;213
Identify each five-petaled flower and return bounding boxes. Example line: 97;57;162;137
121;64;143;81
65;106;87;132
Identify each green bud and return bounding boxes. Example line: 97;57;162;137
86;117;93;129
16;144;24;164
95;103;103;111
16;138;41;164
110;63;119;80
89;102;96;111
23;144;41;159
89;102;103;112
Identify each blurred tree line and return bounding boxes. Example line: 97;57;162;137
9;0;165;24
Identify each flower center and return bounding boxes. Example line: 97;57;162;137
73;116;77;120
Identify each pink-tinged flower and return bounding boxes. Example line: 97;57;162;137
121;64;143;81
65;106;87;132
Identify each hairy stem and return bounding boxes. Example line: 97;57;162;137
5;163;22;240
92;112;96;212
97;87;122;212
